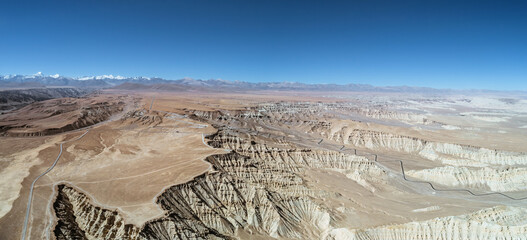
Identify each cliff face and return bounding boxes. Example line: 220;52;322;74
406;166;527;192
53;185;140;240
141;151;330;239
191;104;527;168
324;128;527;167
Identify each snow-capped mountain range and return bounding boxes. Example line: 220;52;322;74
0;72;520;93
0;72;164;88
2;72;139;81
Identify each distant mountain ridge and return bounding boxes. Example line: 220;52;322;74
0;87;90;112
0;73;166;88
0;73;522;94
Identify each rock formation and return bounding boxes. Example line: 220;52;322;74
324;206;527;240
407;166;527;192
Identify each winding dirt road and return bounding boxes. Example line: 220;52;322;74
20;130;90;240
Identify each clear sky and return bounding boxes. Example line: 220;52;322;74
1;0;526;90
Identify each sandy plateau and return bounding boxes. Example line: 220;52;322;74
1;90;527;240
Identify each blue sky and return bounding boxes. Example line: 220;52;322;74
0;0;526;90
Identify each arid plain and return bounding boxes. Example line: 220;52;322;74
1;89;527;240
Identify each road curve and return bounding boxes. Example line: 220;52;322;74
20;130;90;240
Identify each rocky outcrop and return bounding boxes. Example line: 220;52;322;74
343;107;434;125
325;128;527;167
142;153;329;239
0;97;125;137
406;166;527;192
189;102;526;168
121;110;164;126
189;104;527;169
324;206;527;240
53;185;140;239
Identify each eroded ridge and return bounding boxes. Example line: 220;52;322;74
53;185;140;239
325;206;527;240
191;104;527;196
52;128;386;239
51;127;527;239
48;100;527;240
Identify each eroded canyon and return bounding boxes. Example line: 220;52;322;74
1;90;527;240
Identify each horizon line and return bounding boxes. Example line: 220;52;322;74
1;72;526;93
